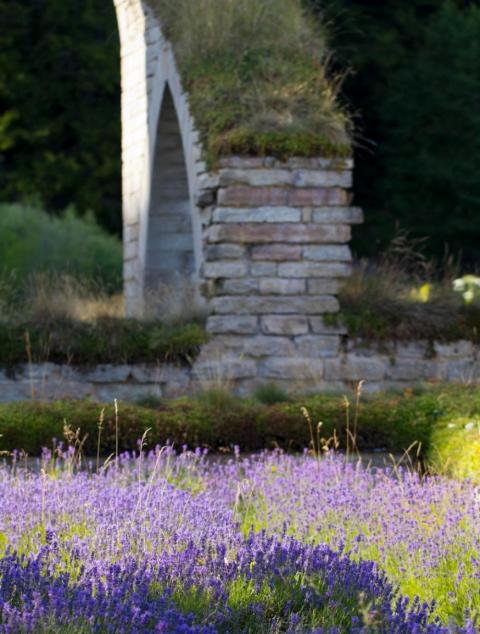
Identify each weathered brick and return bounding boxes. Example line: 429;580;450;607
261;315;309;335
218;186;348;208
217;278;259;295
259;278;306;295
210;295;339;315
197;171;219;187
307;279;340;295
203;335;296;357
259;358;324;380
205;244;246;261
218;169;292;187
82;365;134;383
278;262;352;278
395;342;431;359
434;341;474;358
312;207;364;224
294;335;340;358
309;316;347;334
193;357;257;380
386;359;448;381
324;356;386;381
447;360;479;381
251;262;277;277
303;245;352;262
287;157;354;170
217;157;265;169
251;244;302;261
218;186;287;207
207;224;351;244
206;315;259;335
292;170;352;188
203;261;248;279
213;206;300;223
288;188;348;207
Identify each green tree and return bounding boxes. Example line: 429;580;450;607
309;0;480;264
0;0;121;234
381;2;480;262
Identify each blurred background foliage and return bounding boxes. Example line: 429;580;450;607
310;0;480;265
0;0;121;235
0;0;479;266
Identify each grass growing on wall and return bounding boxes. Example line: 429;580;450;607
151;0;351;163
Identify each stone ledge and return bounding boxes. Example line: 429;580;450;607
324;356;387;381
203;261;249;279
251;244;302;261
218;186;348;208
206;315;259;335
278;261;352;278
216;156;354;170
312;207;363;224
258;357;324;380
217;168;352;189
204;244;246;261
209;295;340;315
261;315;310;336
294;335;340;358
207;223;351;244
212;207;301;223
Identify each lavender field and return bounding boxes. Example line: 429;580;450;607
0;448;478;633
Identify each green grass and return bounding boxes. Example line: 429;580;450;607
2;385;480;469
151;0;350;163
427;416;480;482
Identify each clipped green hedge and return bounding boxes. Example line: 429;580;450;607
1;386;480;464
0;320;208;367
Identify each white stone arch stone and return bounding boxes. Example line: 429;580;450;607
114;0;205;316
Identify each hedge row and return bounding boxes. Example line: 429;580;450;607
1;387;479;472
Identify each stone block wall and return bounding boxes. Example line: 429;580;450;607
1;339;477;403
193;156;363;392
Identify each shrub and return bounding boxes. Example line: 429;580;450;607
331;237;480;342
0;204;122;291
253;383;291;406
426;417;480;482
2;385;480;460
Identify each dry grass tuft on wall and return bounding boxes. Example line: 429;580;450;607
150;0;351;162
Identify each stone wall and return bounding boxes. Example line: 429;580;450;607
195;156;363;391
1;340;477;402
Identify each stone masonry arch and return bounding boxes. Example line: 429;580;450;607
114;0;205;316
114;0;365;392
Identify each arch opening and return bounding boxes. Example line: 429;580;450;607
144;84;196;292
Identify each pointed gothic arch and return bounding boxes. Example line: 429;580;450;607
114;0;204;316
